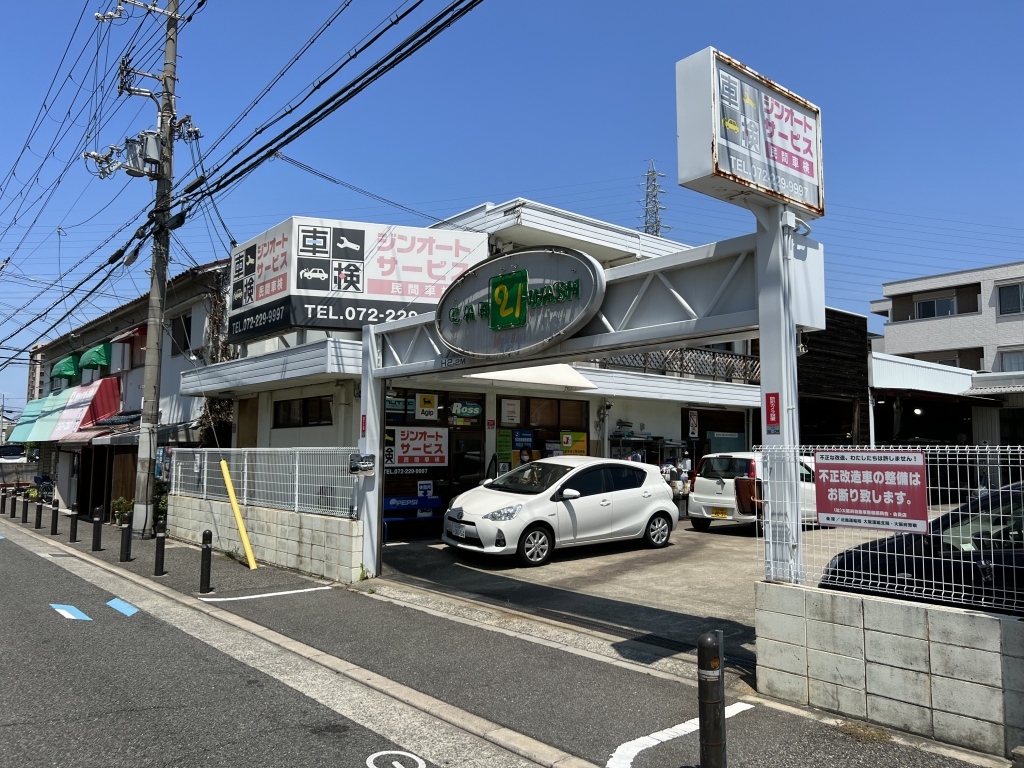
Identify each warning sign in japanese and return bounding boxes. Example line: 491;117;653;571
384;427;448;467
814;451;928;532
228;217;488;342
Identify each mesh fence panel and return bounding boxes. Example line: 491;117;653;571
755;445;1023;615
171;448;360;518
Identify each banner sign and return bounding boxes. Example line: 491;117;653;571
765;392;780;435
814;451;928;532
227;217;488;342
688;410;699;438
384;427;448;466
560;431;587;456
676;47;824;217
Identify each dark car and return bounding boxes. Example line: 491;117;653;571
820;484;1024;614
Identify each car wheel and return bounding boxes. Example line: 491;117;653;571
689;517;712;532
517;525;553;567
644;513;672;548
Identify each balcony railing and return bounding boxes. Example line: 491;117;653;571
592;347;760;384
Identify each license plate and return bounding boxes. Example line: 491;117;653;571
451;523;466;538
711;507;730;518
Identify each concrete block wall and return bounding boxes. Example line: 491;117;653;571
168;496;364;583
755;581;1024;758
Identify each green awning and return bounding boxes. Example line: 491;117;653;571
79;342;112;370
50;354;80;380
6;399;46;443
25;389;73;442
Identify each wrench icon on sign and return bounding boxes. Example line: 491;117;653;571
336;236;361;252
365;751;425;768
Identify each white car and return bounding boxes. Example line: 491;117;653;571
300;267;329;281
688;452;816;531
442;456;677;566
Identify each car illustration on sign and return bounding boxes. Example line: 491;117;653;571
722;117;739;133
299;267;329;281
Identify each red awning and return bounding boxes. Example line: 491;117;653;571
48;377;122;442
58;428;112;446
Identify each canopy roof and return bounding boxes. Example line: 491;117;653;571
79;342;112;370
6;398;46;443
50;355;80;380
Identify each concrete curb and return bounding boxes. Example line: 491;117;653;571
1;518;598;768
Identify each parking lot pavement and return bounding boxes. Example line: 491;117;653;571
0;529;436;768
383;519;763;661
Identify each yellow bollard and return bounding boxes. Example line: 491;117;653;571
220;459;257;570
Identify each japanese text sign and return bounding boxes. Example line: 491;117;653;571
677;48;824;217
814;451;928;532
765;393;780;435
228;217;488;342
384;427;448;467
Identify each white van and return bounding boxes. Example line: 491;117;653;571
688;452;816;531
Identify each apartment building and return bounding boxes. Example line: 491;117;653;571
870;261;1024;373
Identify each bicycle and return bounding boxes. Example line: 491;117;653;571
33;475;54;504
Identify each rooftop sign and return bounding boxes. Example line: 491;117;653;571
226;217;489;342
676;47;824;218
435;247;605;359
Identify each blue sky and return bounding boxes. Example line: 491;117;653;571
0;0;1022;410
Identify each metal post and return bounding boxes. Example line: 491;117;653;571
34;499;42;529
21;494;28;523
8;491;15;519
242;450;248;506
50;498;58;535
132;0;179;535
199;529;212;594
293;451;300;512
69;508;79;543
202;452;208;500
91;509;103;551
119;514;131;562
697;632;726;768
1;489;6;517
154;516;166;576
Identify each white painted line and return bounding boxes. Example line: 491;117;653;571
197;586;331;602
606;702;753;768
366;751;426;768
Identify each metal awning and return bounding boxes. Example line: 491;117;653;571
6;398;46;443
58;428;112;447
110;325;145;344
463;364;597;391
92;422;203;447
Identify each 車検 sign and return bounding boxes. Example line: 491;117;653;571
435;246;606;359
676;47;824;218
227;217;488;342
814;451;928;532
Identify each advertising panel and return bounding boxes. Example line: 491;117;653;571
384;427;448;467
676;47;824;217
560;431;587;456
814;451;929;532
227;217;489;342
765;392;780;435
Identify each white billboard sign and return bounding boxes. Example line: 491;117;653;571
676;48;824;218
227;217;489;342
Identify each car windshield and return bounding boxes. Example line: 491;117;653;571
939;492;1024;552
488;462;574;495
699;457;752;480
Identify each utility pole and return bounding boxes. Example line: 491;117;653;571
133;0;178;534
639;159;669;238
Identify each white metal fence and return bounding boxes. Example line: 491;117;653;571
170;448;361;519
753;445;1023;615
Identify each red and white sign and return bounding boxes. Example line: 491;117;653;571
385;427;448;466
765;392;780;435
814;451;928;532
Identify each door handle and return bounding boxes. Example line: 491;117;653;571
642;491;652;498
600;499;611;506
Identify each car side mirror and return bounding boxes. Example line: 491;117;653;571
561;488;581;500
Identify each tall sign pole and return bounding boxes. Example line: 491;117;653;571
133;0;179;533
676;47;825;583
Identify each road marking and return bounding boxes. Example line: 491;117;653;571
50;604;92;621
0;534;5;539
366;751;426;768
606;702;754;768
107;598;139;616
197;586;331;602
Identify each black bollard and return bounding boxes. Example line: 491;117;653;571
69;508;79;543
119;516;132;562
50;498;59;535
199;529;212;594
21;495;29;523
91;510;103;552
698;632;726;768
34;500;43;529
9;491;16;519
1;489;6;517
154;517;166;576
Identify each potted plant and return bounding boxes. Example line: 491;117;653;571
111;497;133;525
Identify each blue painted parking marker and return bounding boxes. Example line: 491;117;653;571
106;598;139;617
50;604;91;621
0;534;5;539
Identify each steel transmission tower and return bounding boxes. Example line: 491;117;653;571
638;159;669;237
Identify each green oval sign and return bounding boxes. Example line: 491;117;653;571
449;401;482;417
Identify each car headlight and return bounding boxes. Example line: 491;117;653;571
483;504;522;521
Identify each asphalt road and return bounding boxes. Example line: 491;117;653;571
0;535;433;768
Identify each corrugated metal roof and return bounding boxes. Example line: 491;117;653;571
869;353;975;395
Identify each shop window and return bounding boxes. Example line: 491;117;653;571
273;395;333;428
529;399;559;428
170;314;192;357
999;285;1023;316
559;400;587;430
915;297;954;319
131;336;147;368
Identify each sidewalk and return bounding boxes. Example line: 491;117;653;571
8;514;1006;768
